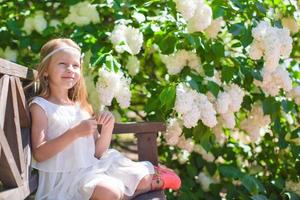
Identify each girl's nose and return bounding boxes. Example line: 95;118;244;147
66;64;75;72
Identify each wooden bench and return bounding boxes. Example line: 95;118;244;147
0;58;166;200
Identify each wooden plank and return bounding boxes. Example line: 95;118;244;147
0;75;9;159
0;175;34;200
97;122;166;134
0;128;23;187
15;77;30;128
136;133;158;166
0;58;36;80
133;190;166;200
9;77;25;177
0;75;9;128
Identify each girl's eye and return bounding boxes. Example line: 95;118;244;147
73;64;80;68
59;62;66;66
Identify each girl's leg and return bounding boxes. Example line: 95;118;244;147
123;173;164;200
91;182;123;200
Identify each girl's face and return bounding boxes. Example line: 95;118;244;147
45;47;81;90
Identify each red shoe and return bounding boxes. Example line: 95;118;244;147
152;166;181;190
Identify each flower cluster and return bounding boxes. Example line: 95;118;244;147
64;1;100;26
160;50;201;75
254;64;292;96
281;16;299;34
111;24;143;55
164;118;183;145
215;84;245;129
175;84;217;128
174;0;212;33
287;85;300;105
126;56;140;76
249;21;293;73
193;144;215;162
23;11;47;34
96;68;131;108
240;104;271;143
0;47;17;62
204;17;225;39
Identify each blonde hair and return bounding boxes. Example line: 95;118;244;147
35;38;93;114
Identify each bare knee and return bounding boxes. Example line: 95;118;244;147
91;185;123;200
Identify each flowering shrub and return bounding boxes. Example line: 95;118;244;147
1;0;300;199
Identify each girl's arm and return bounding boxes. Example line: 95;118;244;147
94;111;115;158
30;104;97;162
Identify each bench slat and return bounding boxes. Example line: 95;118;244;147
0;58;36;80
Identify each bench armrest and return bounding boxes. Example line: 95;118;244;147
97;122;166;166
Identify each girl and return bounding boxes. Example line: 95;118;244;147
29;38;181;200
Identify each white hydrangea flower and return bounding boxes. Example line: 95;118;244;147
64;1;100;26
34;11;47;34
175;84;217;128
226;84;245;112
254;64;292;96
193;144;215;162
248;41;264;60
249;21;293;73
165;118;183;145
240;104;271;143
204;17;225;39
126;56;140;76
2;47;17;62
174;84;195;114
96;68;131;108
221;112;236;129
215;92;231;114
212;124;227;145
132;12;146;23
49;19;61;28
174;0;198;21
197;172;214;192
111;24;143;55
187;3;212;33
287;85;300;105
177;150;190;164
281;16;299;34
175;0;213;33
176;135;194;152
23;11;47;34
115;76;131;108
160;50;201;75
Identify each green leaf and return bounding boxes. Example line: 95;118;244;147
281;100;294;113
159;85;176;111
229;23;246;36
221;65;236;83
219;165;242;179
251;195;268;200
207;81;220;97
255;2;266;13
241;175;260;194
212;41;225;57
203;63;215;77
200;131;213;152
193;121;209;143
262;97;280;116
156;33;177;54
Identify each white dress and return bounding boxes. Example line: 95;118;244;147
30;97;154;200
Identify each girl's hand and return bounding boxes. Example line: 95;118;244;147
73;118;98;137
97;111;115;132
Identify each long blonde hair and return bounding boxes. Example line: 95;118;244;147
35;38;93;114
